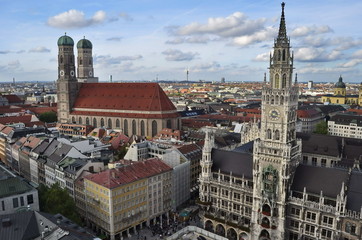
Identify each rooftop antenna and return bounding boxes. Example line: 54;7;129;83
109;75;112;82
186;67;189;82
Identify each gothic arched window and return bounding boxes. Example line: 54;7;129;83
282;49;286;61
166;120;172;129
274;130;280;140
275;74;280;89
86;117;89;125
124;119;128;135
280;96;284;104
267;129;272;139
141;120;145;136
152;120;158;137
93;118;97;128
72;116;75;123
100;118;105;127
282;74;287;88
132;120;136;135
278;50;281;61
79;58;82;65
79;117;82;124
108;119;112;129
60;56;63;64
116;119;120;128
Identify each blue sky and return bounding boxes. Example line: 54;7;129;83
0;0;362;83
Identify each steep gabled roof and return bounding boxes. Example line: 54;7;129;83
72;83;176;113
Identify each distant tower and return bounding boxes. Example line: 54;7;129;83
77;37;98;83
57;33;79;123
13;77;15;86
334;75;346;96
221;77;225;83
307;80;313;89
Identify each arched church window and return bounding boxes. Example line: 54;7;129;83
274;130;280;140
100;118;105;127
72;117;75;123
166;120;172;129
141;120;145;136
271;97;274;104
267;129;272;139
275;74;280;88
124;119;128;136
275;95;279;104
282;49;286;61
132;120;137;135
266;95;269;103
79;117;82;124
282;74;287;88
280;96;284;104
93;118;97;128
79;58;82;65
108;119;112;129
116;119;120;128
86;117;89;125
152;120;158;137
278;50;281;61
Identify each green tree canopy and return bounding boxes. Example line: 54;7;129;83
39;111;57;123
38;183;81;225
314;121;328;135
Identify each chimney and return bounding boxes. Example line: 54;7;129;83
2;218;11;227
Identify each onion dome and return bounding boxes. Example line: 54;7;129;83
335;75;346;88
77;37;93;49
57;33;74;46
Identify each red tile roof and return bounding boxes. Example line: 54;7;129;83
72;83;176;113
3;94;23;104
85;158;172;189
70;111;179;119
0;114;33;125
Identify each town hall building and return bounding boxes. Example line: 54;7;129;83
198;3;362;240
56;35;180;137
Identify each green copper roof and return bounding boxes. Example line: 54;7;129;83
335;76;346;88
57;34;74;46
77;38;92;49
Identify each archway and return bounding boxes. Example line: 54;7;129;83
140;120;145;136
215;224;225;237
262;204;271;216
240;232;249;240
79;117;82;124
259;230;270;240
205;220;213;232
226;228;237;240
261;217;270;228
108;119;112;129
152;120;157;137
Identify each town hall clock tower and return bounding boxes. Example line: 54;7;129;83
251;3;302;239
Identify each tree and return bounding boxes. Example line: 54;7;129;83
314;121;328;135
38;183;81;225
39;111;57;123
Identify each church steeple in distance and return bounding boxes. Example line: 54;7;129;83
277;2;287;43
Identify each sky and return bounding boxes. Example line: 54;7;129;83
0;0;362;83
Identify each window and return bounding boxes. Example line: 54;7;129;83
1;201;4;211
20;196;24;206
27;194;34;204
86;117;90;125
152;120;158;137
140;121;145;136
306;211;316;222
93;118;97;128
124;119;128;135
290;219;299;229
116;119;120;128
275;74;280;88
305;224;315;235
321;229;332;239
291;207;300;216
245;195;253;204
322;216;333;226
303;156;308;164
132;120;137;135
312;157;317;166
321;159;327;167
289;232;298;240
108;119;112;129
13;198;19;208
100;118;105;127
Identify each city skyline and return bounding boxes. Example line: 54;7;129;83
1;0;362;83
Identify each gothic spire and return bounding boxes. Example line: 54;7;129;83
277;2;287;43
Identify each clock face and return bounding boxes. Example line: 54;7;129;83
70;70;75;77
89;71;92;77
269;109;280;120
59;70;64;76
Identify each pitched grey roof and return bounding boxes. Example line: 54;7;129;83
330;114;362;127
211;148;253;179
291;165;349;198
0;211;39;240
0;177;34;198
297;133;340;157
346;171;362;212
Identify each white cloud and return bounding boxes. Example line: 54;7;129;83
170;12;266;38
106;37;122;42
162;49;198;61
254;52;270;62
298;66;352;74
339;59;362;68
291;25;333;37
190;61;223;72
294;47;342;62
352;49;362;58
165;36;211;44
47;9;106;29
233;27;276;47
29;47;51;53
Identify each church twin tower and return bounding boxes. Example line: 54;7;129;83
56;34;98;123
